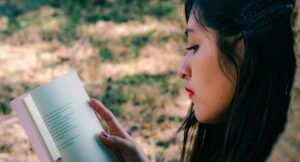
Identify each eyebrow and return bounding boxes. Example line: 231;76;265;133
185;27;195;37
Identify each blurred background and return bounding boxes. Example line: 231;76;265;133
0;0;190;161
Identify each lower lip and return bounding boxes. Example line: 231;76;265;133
188;92;195;99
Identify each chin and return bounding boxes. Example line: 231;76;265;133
193;103;228;124
192;104;204;121
195;112;228;124
195;113;214;124
194;105;226;124
194;107;211;123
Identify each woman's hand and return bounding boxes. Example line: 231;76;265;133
89;99;149;162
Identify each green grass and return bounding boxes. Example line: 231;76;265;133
3;18;21;36
170;116;183;124
121;32;153;57
21;81;38;91
0;0;178;36
146;2;177;19
101;78;127;117
170;81;183;97
0;82;39;114
0;101;11;115
116;73;183;95
156;115;166;124
2;85;13;93
130;32;153;57
0;85;15;114
99;47;114;62
116;73;166;86
98;73;182;117
0;0;183;118
83;0;177;23
58;14;80;46
0;1;183;160
93;32;154;63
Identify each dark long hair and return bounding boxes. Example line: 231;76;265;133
178;0;296;161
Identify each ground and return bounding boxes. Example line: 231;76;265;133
0;1;191;162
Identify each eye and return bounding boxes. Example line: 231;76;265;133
185;45;199;54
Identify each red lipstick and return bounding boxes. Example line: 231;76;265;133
185;87;195;99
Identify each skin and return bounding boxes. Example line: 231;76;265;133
177;13;237;123
90;99;149;162
87;12;240;162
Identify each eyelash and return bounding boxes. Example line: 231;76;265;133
185;45;199;54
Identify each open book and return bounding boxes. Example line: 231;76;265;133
10;70;119;162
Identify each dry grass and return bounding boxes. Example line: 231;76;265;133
0;1;190;161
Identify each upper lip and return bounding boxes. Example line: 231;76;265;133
185;86;195;94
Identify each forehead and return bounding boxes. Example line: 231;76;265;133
187;13;200;29
186;13;216;38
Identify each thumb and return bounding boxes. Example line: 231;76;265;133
99;131;134;150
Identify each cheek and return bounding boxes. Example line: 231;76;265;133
193;86;233;123
191;48;236;123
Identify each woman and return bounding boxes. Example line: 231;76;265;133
89;0;296;161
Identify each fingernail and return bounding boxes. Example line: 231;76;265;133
102;132;110;138
90;99;98;108
90;99;95;104
56;157;63;162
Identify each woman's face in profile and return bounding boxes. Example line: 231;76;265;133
178;13;237;124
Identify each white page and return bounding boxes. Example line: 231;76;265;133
22;95;61;161
28;70;119;162
10;95;53;162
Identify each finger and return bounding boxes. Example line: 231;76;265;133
98;132;124;162
89;99;129;139
99;131;135;151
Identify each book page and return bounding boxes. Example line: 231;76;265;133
22;95;61;161
10;95;53;162
28;70;119;162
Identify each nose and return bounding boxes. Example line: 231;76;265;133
177;58;191;80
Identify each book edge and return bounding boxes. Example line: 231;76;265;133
22;95;61;161
10;95;53;162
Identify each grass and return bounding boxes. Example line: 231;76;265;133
0;85;14;115
0;0;180;48
0;1;185;160
121;32;153;57
97;73;183;117
169;116;183;124
130;32;153;57
59;20;79;46
93;31;155;63
101;77;128;117
0;0;178;36
0;82;39;115
83;1;177;23
146;1;177;19
99;47;114;62
21;82;38;91
0;0;183;115
116;73;183;95
0;102;11;115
